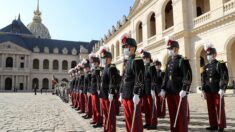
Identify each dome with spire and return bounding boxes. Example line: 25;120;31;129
27;0;51;39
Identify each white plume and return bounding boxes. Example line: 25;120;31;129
89;53;97;59
204;41;213;50
137;48;144;54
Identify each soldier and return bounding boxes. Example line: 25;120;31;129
75;65;81;111
82;59;92;119
78;65;86;114
121;36;145;132
151;60;166;118
201;44;228;132
160;38;192;132
74;67;80;110
138;49;153;129
99;46;119;132
68;68;76;108
89;53;103;128
148;59;166;130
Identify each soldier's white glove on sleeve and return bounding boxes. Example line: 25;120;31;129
179;90;186;98
159;89;166;98
97;90;100;94
108;94;114;102
79;90;82;93
151;90;156;98
133;94;140;105
119;93;122;102
87;92;91;97
219;89;225;97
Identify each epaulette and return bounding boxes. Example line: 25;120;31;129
200;67;204;74
150;63;155;67
219;60;226;63
134;56;142;60
110;64;116;68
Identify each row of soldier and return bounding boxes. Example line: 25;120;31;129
68;36;228;132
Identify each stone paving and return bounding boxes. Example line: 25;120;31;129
0;92;234;132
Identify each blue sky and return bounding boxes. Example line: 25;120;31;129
0;0;134;42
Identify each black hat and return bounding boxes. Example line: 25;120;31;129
166;39;179;49
121;36;137;48
138;49;151;58
206;47;217;55
99;46;112;59
153;59;162;66
204;43;217;55
89;53;100;63
82;59;90;68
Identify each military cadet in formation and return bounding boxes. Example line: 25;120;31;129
89;53;103;128
151;60;166;118
82;59;92;119
69;68;76;108
99;46;119;132
138;49;153;130
160;38;192;132
121;36;145;132
201;44;228;132
78;65;85;114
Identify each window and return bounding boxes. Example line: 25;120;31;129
53;60;59;70
116;41;120;57
164;0;174;29
42;78;49;89
6;57;13;68
196;0;210;17
32;78;39;89
148;13;156;38
71;61;77;68
33;59;39;69
136;22;143;43
20;63;24;68
43;59;49;70
62;60;68;70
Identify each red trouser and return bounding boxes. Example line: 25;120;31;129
91;94;102;124
167;95;189;132
122;99;143;132
101;98;116;132
206;93;226;128
76;93;80;109
157;95;166;118
85;94;92;116
143;95;153;125
71;92;75;106
79;93;85;112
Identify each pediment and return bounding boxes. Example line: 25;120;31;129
0;41;31;53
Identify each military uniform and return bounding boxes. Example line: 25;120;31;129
161;55;192;132
100;63;119;132
90;66;102;126
122;55;145;132
202;59;228;130
83;71;92;119
78;74;85;113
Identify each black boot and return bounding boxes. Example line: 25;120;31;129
206;126;218;130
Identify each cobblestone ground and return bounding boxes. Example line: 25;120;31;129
0;92;234;132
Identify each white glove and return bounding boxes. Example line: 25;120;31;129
159;89;166;98
151;90;156;98
79;90;82;93
108;94;114;102
87;92;91;97
132;94;140;105
219;89;225;97
119;93;122;102
179;90;186;98
201;91;206;99
97;90;100;94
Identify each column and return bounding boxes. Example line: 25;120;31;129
0;75;1;91
27;76;30;91
2;54;5;68
0;76;4;90
24;75;27;90
12;75;14;90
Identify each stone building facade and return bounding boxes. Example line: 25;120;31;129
92;0;235;92
0;1;96;91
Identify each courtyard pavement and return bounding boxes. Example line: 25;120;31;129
0;92;234;132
